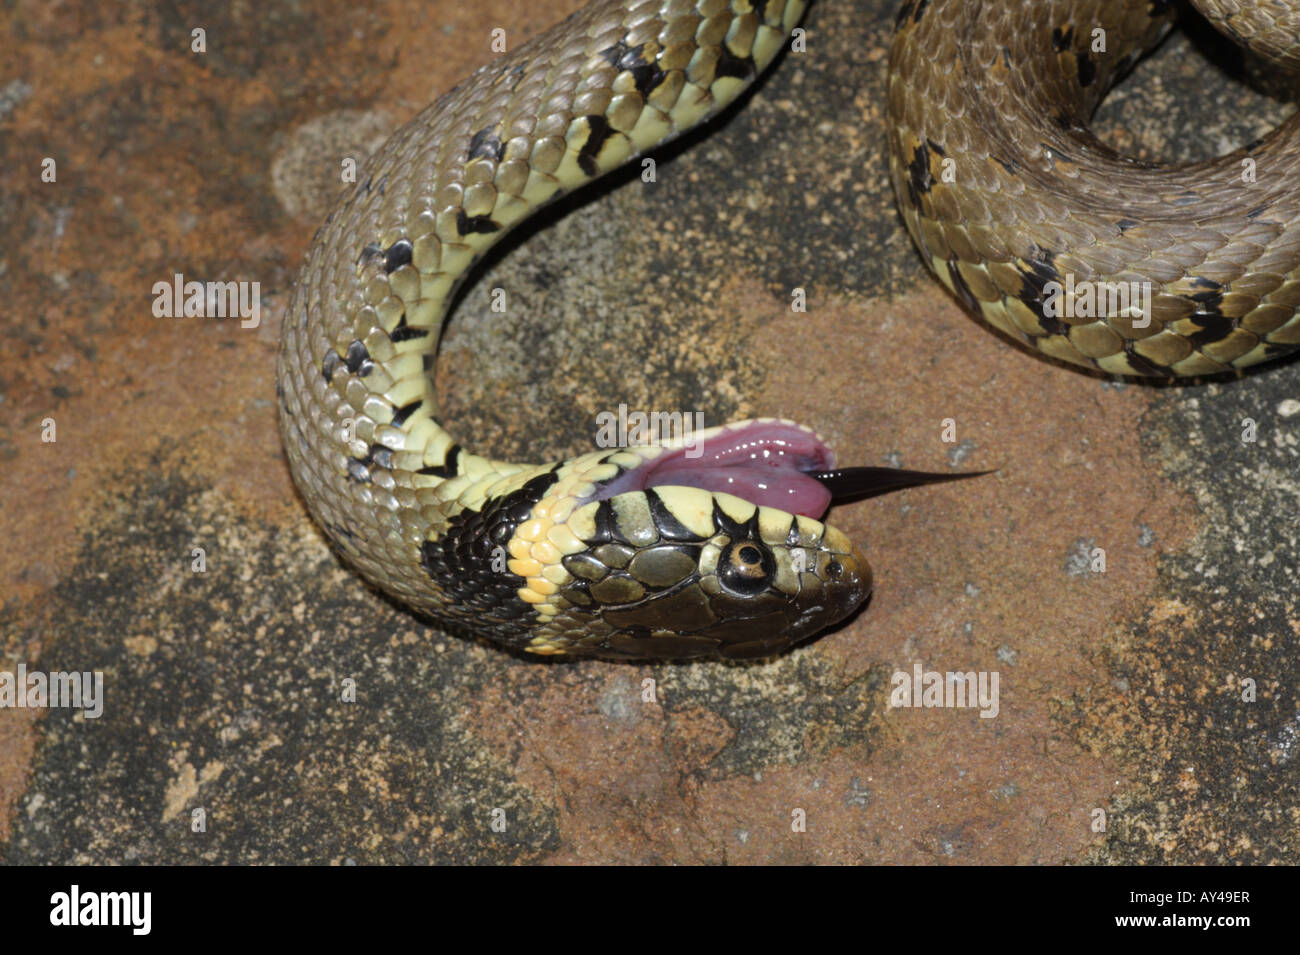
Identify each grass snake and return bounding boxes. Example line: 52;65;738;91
277;0;1300;659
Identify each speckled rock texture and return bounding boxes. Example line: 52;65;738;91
0;0;1296;863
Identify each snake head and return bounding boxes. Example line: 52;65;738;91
546;487;872;660
516;421;878;659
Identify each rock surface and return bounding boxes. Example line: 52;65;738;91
0;0;1296;863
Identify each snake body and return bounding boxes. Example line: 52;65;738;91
278;0;1300;659
891;0;1300;376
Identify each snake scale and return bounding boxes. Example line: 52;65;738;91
277;0;1300;659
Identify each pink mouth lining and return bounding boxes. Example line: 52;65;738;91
591;422;835;517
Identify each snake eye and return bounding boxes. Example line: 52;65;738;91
717;540;776;596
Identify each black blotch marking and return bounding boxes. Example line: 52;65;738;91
1019;249;1060;298
1177;282;1231;349
714;45;756;82
346;459;371;484
1260;342;1296;360
344;340;374;376
420;468;560;625
506;63;526;88
1051;26;1075;51
645;489;706;542
389;314;430;342
1187;277;1223;299
468;126;505;162
376;174;388;196
1184;310;1234;347
906;140;934;207
383;238;413;273
416;444;461;478
587;499;620;545
455;209;500;235
1077;52;1096;87
599;39;666;99
895;0;929;26
358;243;383;266
576;114;614;177
1246;204;1269;220
1014;249;1070;336
711;499;759;540
321;350;342;383
1116;218;1139;232
1171;192;1199;207
390;399;422;428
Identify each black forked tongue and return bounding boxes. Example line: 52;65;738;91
810;466;995;505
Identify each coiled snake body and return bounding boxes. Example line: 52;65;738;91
277;0;1300;659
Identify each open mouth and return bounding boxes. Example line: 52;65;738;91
593;421;836;516
591;420;991;518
